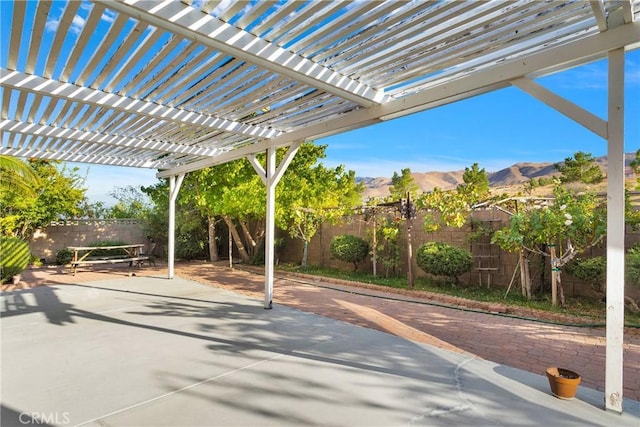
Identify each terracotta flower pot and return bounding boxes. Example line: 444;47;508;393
546;367;581;400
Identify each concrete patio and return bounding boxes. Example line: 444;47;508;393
1;275;639;426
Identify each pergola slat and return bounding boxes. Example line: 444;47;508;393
0;146;169;168
25;1;53;75
0;70;279;139
96;0;388;107
7;1;26;70
0;120;222;158
59;3;107;82
43;1;82;78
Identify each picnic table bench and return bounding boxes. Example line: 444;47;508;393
68;244;149;275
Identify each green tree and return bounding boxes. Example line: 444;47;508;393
0;156;38;196
389;168;419;200
180;142;362;267
366;205;402;278
0;236;30;283
107;186;152;219
142;179;209;261
417;163;493;233
329;234;369;271
276;144;363;267
185;157;266;263
418;187;472;232
0;160;86;239
78;200;109;219
626;245;640;289
631;149;640;190
458;162;489;198
554;151;604;184
492;185;606;306
416;242;473;285
565;256;606;293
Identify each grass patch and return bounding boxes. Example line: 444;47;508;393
278;264;640;327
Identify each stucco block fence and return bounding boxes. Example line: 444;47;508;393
29;214;640;299
279;209;640;299
30;219;149;263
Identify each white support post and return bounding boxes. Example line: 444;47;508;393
605;48;625;413
168;173;185;280
264;148;276;309
511;47;629;413
247;142;301;309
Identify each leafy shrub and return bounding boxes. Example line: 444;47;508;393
416;241;473;284
29;255;43;267
56;248;73;265
330;234;369;271
565;256;606;292
626;245;640;289
1;236;30;283
176;235;207;261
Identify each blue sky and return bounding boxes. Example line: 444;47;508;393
76;49;640;205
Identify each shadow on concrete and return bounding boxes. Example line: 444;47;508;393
2;279;637;426
1;404;55;427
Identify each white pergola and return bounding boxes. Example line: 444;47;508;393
1;0;639;412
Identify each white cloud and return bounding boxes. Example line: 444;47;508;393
45;13;85;36
101;9;116;24
627;59;640;86
541;54;640;90
45;18;60;33
75;164;160;205
70;15;86;35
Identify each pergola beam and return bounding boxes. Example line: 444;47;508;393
509;78;608;138
97;0;388;107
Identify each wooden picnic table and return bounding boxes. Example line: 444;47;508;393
67;244;149;275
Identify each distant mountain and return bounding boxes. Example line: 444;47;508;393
359;153;637;199
488;162;558;186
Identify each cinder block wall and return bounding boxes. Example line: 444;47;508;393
30;219;148;262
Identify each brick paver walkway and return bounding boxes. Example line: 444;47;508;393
7;261;640;402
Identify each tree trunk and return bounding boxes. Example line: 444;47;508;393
255;234;265;260
240;220;257;258
222;215;250;263
557;268;566;306
519;250;532;299
407;218;414;288
301;240;309;269
548;245;564;306
228;226;233;268
207;215;218;262
372;215;377;278
549;245;557;306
